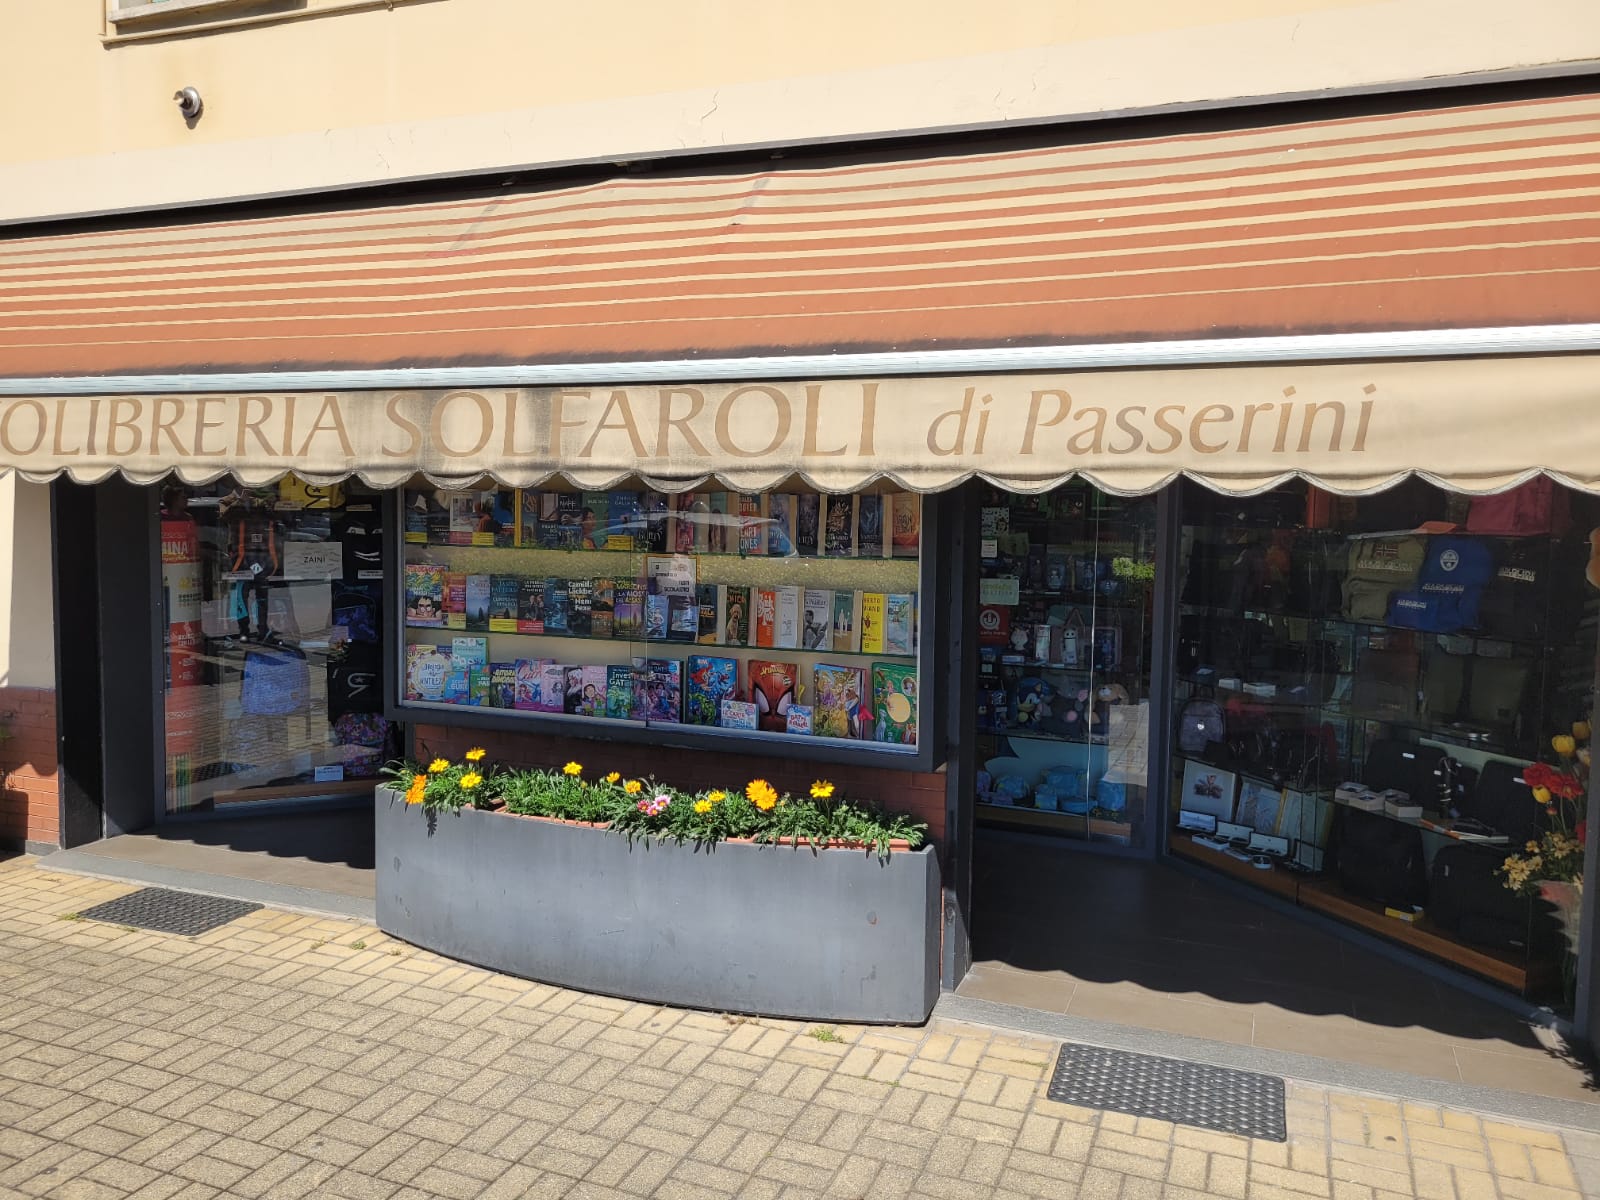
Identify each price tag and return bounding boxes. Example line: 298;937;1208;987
980;538;998;559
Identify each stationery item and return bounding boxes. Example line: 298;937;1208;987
872;663;918;745
686;655;739;726
748;660;799;733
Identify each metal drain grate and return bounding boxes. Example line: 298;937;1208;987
77;888;262;936
1046;1043;1286;1141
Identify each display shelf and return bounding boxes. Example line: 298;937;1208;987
403;626;917;662
1330;794;1511;844
1176;602;1547;653
978;727;1109;746
1168;832;1299;900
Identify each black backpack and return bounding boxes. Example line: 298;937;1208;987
1429;843;1529;950
1470;759;1543;844
1364;740;1450;809
1329;807;1428;910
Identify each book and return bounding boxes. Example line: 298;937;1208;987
831;590;860;653
890;493;921;557
720;698;758;730
795;493;821;557
517;578;546;634
773;586;801;650
579;492;610;550
464;575;491;632
641;491;670;552
824;494;855;556
403;493;433;544
513;658;544;710
747;660;799;733
590;578;615;639
518;491;542;548
607;491;641;550
543;579;570;635
405;643;449;701
443;572;467;630
423;493;451;544
447;493;477;546
685;655;739;727
613;580;645;638
469;667;493;707
872;663;918;745
786;705;813;735
562;666;586;714
753;588;777;648
644;591;670;640
487;490;517;547
668;595;699;642
802;589;833;651
451;636;488;672
567;577;594;637
883;593;915;656
766;493;795;556
706;491;731;554
813;664;866;739
489;576;521;633
859;592;887;655
719;584;750;647
606;664;637;719
404;564;445;627
442;661;472;704
537;663;569;713
575;665;608;716
670;492;700;554
695;584;720;644
639;658;682;723
856;494;884;557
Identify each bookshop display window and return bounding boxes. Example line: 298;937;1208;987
1168;477;1597;1001
398;482;928;758
161;477;393;814
973;482;1158;848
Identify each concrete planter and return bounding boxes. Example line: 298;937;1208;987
374;787;941;1023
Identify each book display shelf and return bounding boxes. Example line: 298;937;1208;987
395;482;937;764
1167;477;1597;996
972;483;1159;847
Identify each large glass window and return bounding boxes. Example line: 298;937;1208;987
972;483;1159;848
1169;477;1595;1005
161;477;393;814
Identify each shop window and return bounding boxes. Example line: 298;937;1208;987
1168;477;1595;1006
397;482;929;760
161;477;393;814
973;483;1159;848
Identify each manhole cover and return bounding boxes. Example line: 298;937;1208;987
1046;1043;1286;1141
77;888;261;936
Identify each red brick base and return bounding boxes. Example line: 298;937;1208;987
412;723;948;850
0;688;58;850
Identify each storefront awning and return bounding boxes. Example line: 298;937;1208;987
2;91;1599;494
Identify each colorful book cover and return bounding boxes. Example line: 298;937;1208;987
802;589;833;651
813;664;866;739
668;595;699;642
447;493;477;545
536;493;562;548
685;655;739;726
579;492;610;550
696;584;720;644
644;591;670;641
464;575;491;632
606;664;637;719
606;491;641;550
753;588;777;648
487;490;517;547
641;491;670;552
706;491;731;554
551;493;583;549
404;564;445;627
567;577;594;637
613;580;645;638
538;663;569;713
576;665;608;716
590;578;615;639
671;493;699;554
773;585;801;650
451;636;489;671
856;494;885;557
444;572;467;630
890;493;922;557
720;584;750;647
518;491;542;548
831;590;859;653
441;661;472;704
795;493;821;557
489;575;521;633
562;666;586;714
513;658;543;710
737;494;765;555
405;643;449;701
543;579;570;635
859;592;887;655
786;705;814;735
747;660;799;733
824;494;855;556
639;658;682;723
884;593;916;657
403;493;432;543
873;663;917;744
489;662;517;708
720;698;759;730
417;491;451;544
517;577;546;634
766;493;795;556
469;667;493;707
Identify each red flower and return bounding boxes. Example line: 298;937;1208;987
1524;762;1556;789
1548;772;1584;801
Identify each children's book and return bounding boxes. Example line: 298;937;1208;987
404;564;445;627
795;493;821;557
747;660;799;734
883;593;916;656
720;698;758;730
405;643;450;701
537;663;569;713
766;493;795;556
442;661;472;704
719;584;750;647
737;494;765;555
589;578;615;639
824;494;855;556
451;636;488;672
813;663;866;739
773;586;801;650
753;588;777;648
489;576;521;633
873;663;918;745
685;655;739;727
890;493;922;557
543;579;570;635
513;658;544;710
668;594;699;642
639;659;682;723
443;572;467;630
786;705;813;735
696;584;720;644
644;591;670;640
606;664;637;719
802;589;833;651
469;667;493;707
831;590;860;653
576;665;608;716
562;666;586;715
856;494;884;557
566;577;594;638
517;577;546;634
464;575;491;633
859;592;887;655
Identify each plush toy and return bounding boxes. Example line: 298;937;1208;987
1014;677;1055;728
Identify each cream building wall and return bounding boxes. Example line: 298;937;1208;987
0;479;55;691
2;0;1598;224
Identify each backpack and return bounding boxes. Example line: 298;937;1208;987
1429;844;1529;950
1342;536;1426;622
1469;758;1543;843
240;646;310;716
1363;739;1449;808
328;642;383;717
1330;807;1428;909
1466;477;1571;537
1478;540;1548;641
1388;536;1494;633
332;586;380;644
1177;698;1226;754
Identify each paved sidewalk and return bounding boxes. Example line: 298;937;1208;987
0;860;1596;1200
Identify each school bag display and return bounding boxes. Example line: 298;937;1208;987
1328;806;1428;910
239;645;311;716
1386;536;1494;633
1341;535;1426;622
1428;843;1530;950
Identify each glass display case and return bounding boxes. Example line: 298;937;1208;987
396;481;932;759
972;482;1159;847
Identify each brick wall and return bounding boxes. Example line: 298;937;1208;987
412;723;948;850
0;688;58;851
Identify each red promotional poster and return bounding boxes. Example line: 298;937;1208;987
977;603;1011;647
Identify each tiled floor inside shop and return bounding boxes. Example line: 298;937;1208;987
958;832;1600;1106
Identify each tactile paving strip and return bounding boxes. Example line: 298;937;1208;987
1046;1043;1286;1141
77;887;262;936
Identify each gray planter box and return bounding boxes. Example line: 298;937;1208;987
374;787;941;1023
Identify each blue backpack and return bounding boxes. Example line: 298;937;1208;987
1388;537;1494;633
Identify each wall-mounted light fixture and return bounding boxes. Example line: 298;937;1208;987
174;87;203;121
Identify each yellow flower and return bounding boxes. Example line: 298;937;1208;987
693;800;713;815
1533;785;1552;804
810;780;835;800
746;779;778;811
1527;840;1540;852
604;771;621;784
428;758;450;775
464;747;487;762
1574;720;1591;742
405;777;426;805
460;772;483;790
624;780;643;795
1552;734;1577;756
706;790;726;804
562;761;583;776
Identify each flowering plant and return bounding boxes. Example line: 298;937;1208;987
384;747;497;812
1498;721;1590;898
